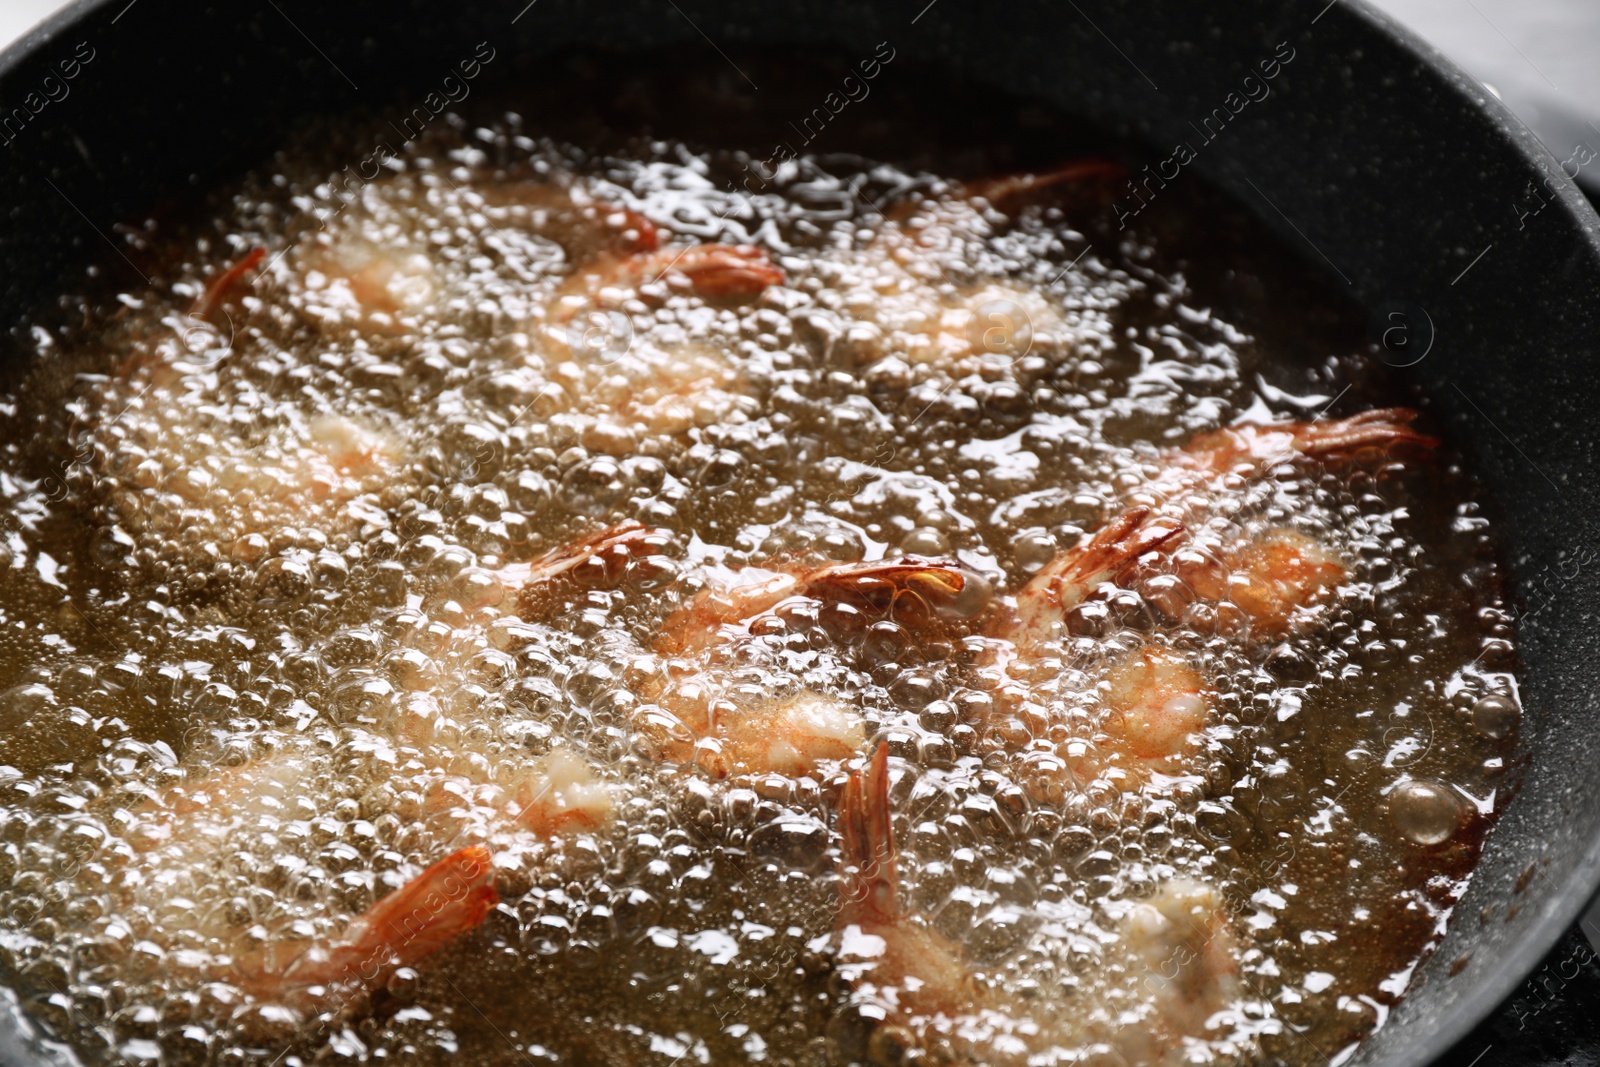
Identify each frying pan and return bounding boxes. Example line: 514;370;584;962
0;1;1596;1065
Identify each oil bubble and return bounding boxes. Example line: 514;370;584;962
1471;694;1518;739
560;457;629;517
1389;779;1462;846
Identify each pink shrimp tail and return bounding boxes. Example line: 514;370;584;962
803;557;968;624
839;743;899;924
1286;407;1440;459
286;845;498;988
1180;408;1439;476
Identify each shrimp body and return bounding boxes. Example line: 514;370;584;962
831;160;1125;371
659;688;867;781
1177;526;1347;635
1019;645;1212;802
486;175;783;314
94;246;410;548
1105;647;1211;773
835;750;1249;1063
519;194;781;439
307;238;438;329
423;748;615;842
837;216;1062;369
642;558;967;778
1116;877;1246;1062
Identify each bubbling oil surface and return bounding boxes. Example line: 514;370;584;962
0;68;1517;1067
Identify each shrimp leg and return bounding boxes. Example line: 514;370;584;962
1000;505;1184;655
491;520;674;618
192;246;267;326
958;158;1130;206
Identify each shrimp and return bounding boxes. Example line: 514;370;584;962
1087;645;1214;798
642;685;869;781
294;172;450;335
121;739;613;1006
108;245;266;388
532;334;763;437
1136;410;1433;637
549;241;784;323
478;172;786;326
638;557;970;778
1015;644;1213;802
120;749;494;1000
833;747;1249;1064
299;168;768;338
955;159;1128;206
833;743;1072;1065
1004;410;1436;652
88;383;407;550
477;179;780;438
834;743;977;1056
1104;648;1212;772
78;242;412;558
1113;877;1249;1065
993;410;1433;802
1173;525;1347;636
302;236;439;332
829;160;1125;371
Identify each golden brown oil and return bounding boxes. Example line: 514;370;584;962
0;57;1517;1067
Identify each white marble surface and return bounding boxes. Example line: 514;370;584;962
0;0;76;53
1376;0;1600;105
